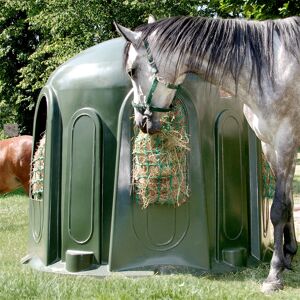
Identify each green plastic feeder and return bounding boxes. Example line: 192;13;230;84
25;37;272;276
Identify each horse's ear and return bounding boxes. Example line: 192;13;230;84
114;22;141;45
148;15;156;24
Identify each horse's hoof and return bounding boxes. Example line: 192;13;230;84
261;280;284;294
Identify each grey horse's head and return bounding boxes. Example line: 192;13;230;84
115;17;181;134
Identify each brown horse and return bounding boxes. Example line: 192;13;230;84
0;135;32;195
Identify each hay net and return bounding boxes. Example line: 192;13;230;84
132;99;190;208
31;134;46;201
261;153;275;200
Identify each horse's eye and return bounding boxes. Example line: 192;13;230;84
127;68;136;79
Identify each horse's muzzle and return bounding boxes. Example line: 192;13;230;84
138;116;161;134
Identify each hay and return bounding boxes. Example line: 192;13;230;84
31;134;46;201
132;99;190;208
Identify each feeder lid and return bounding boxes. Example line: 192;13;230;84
47;38;130;93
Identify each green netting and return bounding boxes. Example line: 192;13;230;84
262;154;276;200
31;134;46;201
132;99;190;208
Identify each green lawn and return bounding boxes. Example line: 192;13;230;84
1;191;300;299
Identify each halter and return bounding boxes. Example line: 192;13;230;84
131;40;180;114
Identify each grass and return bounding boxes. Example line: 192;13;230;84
2;191;300;299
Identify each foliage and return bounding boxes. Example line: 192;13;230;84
1;0;300;133
0;0;201;133
0;0;38;133
203;0;300;19
0;130;5;140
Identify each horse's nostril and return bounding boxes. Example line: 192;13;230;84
147;127;161;135
136;116;161;134
143;120;161;134
136;117;147;133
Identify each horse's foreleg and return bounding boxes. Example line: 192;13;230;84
281;160;298;268
262;175;289;293
262;152;298;293
283;209;298;267
282;163;298;267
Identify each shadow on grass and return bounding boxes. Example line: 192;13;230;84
202;242;300;290
0;188;27;199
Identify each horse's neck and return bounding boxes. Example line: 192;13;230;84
178;51;277;107
178;55;248;101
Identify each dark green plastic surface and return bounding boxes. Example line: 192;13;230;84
110;90;210;273
26;37;272;276
29;89;62;266
109;78;271;273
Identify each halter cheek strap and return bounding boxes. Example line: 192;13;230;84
131;40;180;113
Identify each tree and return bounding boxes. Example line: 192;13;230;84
1;0;203;134
1;0;299;134
204;0;300;19
0;0;39;133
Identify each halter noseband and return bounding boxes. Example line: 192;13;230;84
131;40;180;114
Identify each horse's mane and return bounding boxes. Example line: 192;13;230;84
125;16;300;91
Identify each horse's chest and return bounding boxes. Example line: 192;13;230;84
243;104;271;142
243;103;299;152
